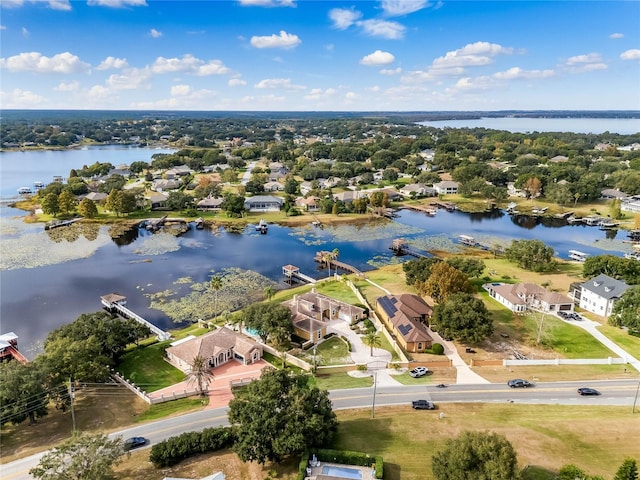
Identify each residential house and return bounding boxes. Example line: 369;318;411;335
147;191;169;210
286;290;366;343
295;196;320;212
433;181;459;195
399;183;427;197
333;190;365;204
376;294;433;353
268;171;287;182
152;179;181;191
84;191;108;203
243;195;283;212
548;155;569;163
197;196;224;211
621;196;640;214
507;182;527;198
264;181;284;192
485;283;573;314
165;326;262;373
165;165;192;178
575;274;630;317
601;189;628;200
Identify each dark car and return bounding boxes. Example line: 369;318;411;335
412;400;436;410
578;387;600;396
124;437;148;450
508;379;533;388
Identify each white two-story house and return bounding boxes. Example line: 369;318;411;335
576;274;630;317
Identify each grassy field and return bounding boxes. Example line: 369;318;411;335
598;324;640;357
116;341;185;392
112;404;640;480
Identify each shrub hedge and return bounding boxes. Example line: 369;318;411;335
149;426;236;468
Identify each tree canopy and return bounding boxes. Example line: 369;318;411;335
228;369;337;464
241;302;293;343
583;255;640;285
431;293;493;343
30;433;126;480
610;286;640;335
0;361;49;428
432;430;518;480
505;239;557;272
403;257;441;286
419;261;473;303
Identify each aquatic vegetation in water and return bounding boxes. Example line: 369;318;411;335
146;267;278;323
133;232;180;255
408;235;461;254
174;276;193;284
327;221;424;243
367;254;403;268
0;225;111;270
289;227;328;246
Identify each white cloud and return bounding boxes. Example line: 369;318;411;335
621;49;640;60
380;0;429;17
566;53;602;65
45;0;71;11
345;91;359;101
304;87;338;100
237;0;296;6
0;51;90;74
254;78;306;90
609;33;624;39
87;84;112;100
2;88;46;107
360;50;395;66
1;0;71;9
228;78;247;87
432;41;514;69
151;54;231;76
380;67;402;75
149;28;162;38
170;84;191;96
0;25;6;30
329;8;362;30
250;30;301;49
96;56;128;70
105;67;151;90
493;67;554;80
356;19;405;39
22;27;30;38
563;53;607;73
0;1;24;8
54;80;79;91
87;0;147;7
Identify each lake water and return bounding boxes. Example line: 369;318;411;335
418;117;640;135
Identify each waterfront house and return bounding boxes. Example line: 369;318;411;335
84;191;108;204
295;196;320;212
286;290;366;343
376;294;433;353
621;196;640;214
575;274;630;318
147;191;169;210
197;196;224;211
601;189;628;200
433;181;459;195
165;326;262;373
243;195;283;212
399;183;428;197
485;283;573;314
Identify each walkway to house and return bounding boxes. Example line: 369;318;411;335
429;330;491;384
148;359;270;410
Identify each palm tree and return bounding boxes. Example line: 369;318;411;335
322;251;333;278
186;354;215;397
362;331;382;356
210;275;223;323
331;248;340;278
263;285;276;302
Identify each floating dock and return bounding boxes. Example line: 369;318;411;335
101;293;171;341
282;265;316;284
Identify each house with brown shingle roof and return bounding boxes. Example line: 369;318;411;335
485;283;573;314
165;326;262;373
376;294;433;353
285;289;366;343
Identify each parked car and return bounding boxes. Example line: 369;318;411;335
412;400;436;410
558;311;569;318
508;379;533;388
124;437;148;450
578;387;600;396
409;366;429;378
465;347;476;353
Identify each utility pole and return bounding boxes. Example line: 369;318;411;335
633;375;640;414
68;377;76;433
371;370;377;419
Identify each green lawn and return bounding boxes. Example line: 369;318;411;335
135;397;207;423
521;315;615;358
116;341;185;392
312;372;373;390
598;324;640;357
316;280;363;306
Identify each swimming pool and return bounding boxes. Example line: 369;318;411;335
320;465;363;479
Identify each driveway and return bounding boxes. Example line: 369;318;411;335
148;359;269;410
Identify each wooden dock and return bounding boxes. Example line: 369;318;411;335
282;265;317;284
403;204;437;216
314;252;365;277
101;293;171;341
389;238;432;258
430;200;457;211
44;217;83;230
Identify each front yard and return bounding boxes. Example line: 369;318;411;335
116;341;185;392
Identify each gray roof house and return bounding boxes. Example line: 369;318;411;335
244;195;283;212
433;181;459;195
577;274;630;317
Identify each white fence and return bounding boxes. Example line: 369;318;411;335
112;371;201;405
504;357;626;367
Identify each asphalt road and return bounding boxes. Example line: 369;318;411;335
2;379;638;480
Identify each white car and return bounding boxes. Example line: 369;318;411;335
409;367;429;378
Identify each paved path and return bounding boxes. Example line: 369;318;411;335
240;161;257;185
429;329;491;384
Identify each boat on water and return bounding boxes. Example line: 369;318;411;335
17;186;33;195
598;220;618;230
194;217;204;229
568;250;589;262
458;234;477;247
33;181;45;191
256;219;268;234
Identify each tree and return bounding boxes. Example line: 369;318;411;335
263;285;276;302
284;177;299;195
403;257;442;286
505;239;557;272
583;255;640;285
77;198;98;218
186;354;214;397
210;275;223;322
610;286;640;335
57;190;77;215
431;293;493;343
431;430;518;480
362;331;381;356
41;192;60;217
270;326;291;368
228;369;337;464
420;262;473;303
557;464;604;480
614;458;639;480
166;191;193;210
30;433;126;480
222;192;245;217
241;302;293;343
446;257;485;278
0;361;49;427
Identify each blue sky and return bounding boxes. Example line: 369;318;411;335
1;0;639;111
